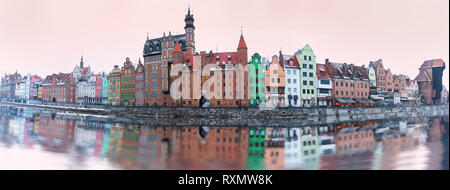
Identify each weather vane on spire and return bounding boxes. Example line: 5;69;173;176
241;25;243;35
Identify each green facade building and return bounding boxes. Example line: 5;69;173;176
248;53;266;107
295;45;317;107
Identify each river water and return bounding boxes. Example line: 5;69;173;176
0;105;448;170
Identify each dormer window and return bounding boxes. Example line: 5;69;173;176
289;60;293;65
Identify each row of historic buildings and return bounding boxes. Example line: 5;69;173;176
0;7;447;106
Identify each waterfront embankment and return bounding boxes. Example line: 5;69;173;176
1;101;448;127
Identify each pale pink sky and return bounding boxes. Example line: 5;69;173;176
0;0;448;89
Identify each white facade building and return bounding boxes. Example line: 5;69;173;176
282;54;301;107
76;76;96;104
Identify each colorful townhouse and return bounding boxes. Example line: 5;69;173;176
120;57;136;106
295;45;317;107
95;74;103;102
108;65;121;105
316;63;333;107
101;74;108;104
265;55;285;107
370;59;394;93
280;52;301;107
135;59;146;106
248;53;266;107
29;75;41;100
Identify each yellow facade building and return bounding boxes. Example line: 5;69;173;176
108;65;121;105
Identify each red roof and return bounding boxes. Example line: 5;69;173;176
284;55;299;68
237;35;247;49
173;41;182;53
316;63;332;79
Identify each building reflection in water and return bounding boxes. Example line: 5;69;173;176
0;106;448;170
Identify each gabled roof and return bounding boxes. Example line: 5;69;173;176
237;35;247;49
284;55;299;68
414;70;431;82
316;63;332;79
173;41;182;53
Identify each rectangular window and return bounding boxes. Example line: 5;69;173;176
302;64;307;69
309;64;313;69
309;73;313;77
320;79;330;85
151;91;158;98
303;81;307;85
309;81;313;86
303;72;307;77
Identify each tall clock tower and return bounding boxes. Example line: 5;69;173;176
184;6;195;54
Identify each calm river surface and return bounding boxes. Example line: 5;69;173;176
0;105;448;170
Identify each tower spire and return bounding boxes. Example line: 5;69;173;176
80;55;84;68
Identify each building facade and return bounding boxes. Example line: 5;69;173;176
135;59;146;106
370;59;394;92
143;9;195;107
296;45;317;107
316;63;333;106
248;53;266;107
120;57;136;106
281;53;301;107
415;59;446;104
75;76;99;104
41;73;76;103
108;65;121;105
327;59;372;106
265;56;285;107
0;72;22;99
101;75;109;104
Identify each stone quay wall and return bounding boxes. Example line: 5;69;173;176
1;101;448;127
